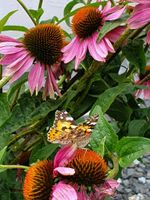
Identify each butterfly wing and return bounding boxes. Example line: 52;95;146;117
47;110;77;145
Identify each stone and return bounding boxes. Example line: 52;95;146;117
138;177;146;184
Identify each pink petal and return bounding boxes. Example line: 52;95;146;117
10;56;34;82
44;66;55;99
0;46;24;54
104;37;115;53
88;37;105;62
54;144;77;169
102;1;111;13
130;0;150;3
28;63;44;95
104;7;125;21
0;35;19;43
53;167;75;177
0;50;28;65
49;67;61;96
52;182;77;200
0;41;22;47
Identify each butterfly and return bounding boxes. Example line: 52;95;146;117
47;110;98;148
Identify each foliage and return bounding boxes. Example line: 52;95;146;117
0;0;150;199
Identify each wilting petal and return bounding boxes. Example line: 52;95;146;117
53;167;75;176
106;27;125;43
54;144;77;168
103;37;115;53
44;66;55;98
52;182;77;200
28;63;44;95
49;68;61;96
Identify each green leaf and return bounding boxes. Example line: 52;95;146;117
0;94;11;127
122;39;146;74
2;25;28;32
0;92;64;135
128;120;148;136
0;10;17;32
7;73;27;104
90;106;118;153
29;8;44;20
116;137;150;167
97;19;125;42
0;146;7;163
91;83;130;113
64;0;82;26
30;144;58;163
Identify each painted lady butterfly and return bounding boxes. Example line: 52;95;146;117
47;110;98;147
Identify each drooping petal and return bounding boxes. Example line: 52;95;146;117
49;68;61;96
103;37;115;53
28;63;44;95
53;167;75;177
105;27;125;43
129;0;150;3
44;66;55;98
52;182;77;200
104;7;125;21
0;46;25;54
10;55;34;82
54;144;77;169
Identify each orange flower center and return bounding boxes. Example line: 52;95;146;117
23;24;64;65
66;149;108;186
23;160;53;200
72;6;102;38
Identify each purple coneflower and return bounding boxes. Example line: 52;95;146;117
62;2;125;70
0;24;65;98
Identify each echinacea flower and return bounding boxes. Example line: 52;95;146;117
54;145;119;200
127;0;150;29
23;160;53;200
0;24;65;98
62;2;125;69
134;66;150;100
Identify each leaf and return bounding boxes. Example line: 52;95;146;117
64;0;82;26
29;8;44;20
128;120;148;136
30;144;58;163
2;25;28;32
0;92;64;135
7;73;27;104
0;146;7;163
122;39;146;74
0;10;17;32
90;106;118;152
0;94;11;127
97;19;125;42
91;83;130;113
116;137;150;167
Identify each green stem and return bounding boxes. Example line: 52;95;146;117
0;164;29;170
38;0;43;9
0;75;11;89
107;153;119;179
17;0;37;26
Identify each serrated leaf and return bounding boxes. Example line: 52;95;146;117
3;25;28;32
0;94;10;127
30;144;58;163
0;10;17;32
0;92;64;135
91;83;130;113
90;106;118;152
122;39;146;74
116;137;150;167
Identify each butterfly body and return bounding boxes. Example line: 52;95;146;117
47;110;98;147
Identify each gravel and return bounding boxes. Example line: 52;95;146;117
114;154;150;200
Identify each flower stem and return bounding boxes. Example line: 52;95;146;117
0;164;29;170
38;0;43;9
0;75;12;90
17;0;37;26
107;153;119;179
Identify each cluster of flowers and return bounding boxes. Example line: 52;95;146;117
23;144;119;200
0;0;149;99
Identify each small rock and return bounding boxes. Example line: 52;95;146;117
138;177;146;184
